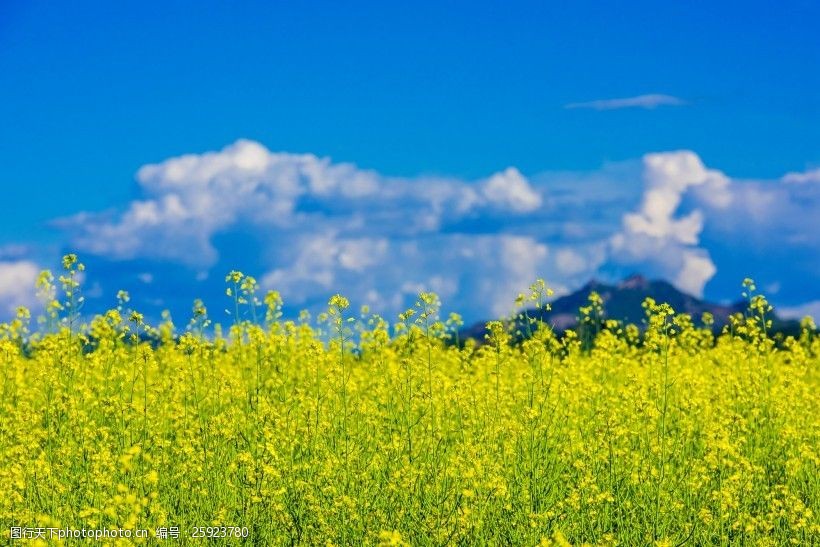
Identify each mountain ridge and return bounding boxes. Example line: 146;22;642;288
461;275;801;341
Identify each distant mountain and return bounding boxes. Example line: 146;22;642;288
461;274;802;341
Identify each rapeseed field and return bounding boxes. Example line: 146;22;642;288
0;256;817;545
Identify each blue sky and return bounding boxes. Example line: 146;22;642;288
0;0;818;323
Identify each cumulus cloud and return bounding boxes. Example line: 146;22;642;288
782;168;820;185
608;151;728;297
40;140;820;322
565;94;686;111
779;300;820;321
610;153;819;302
259;232;553;320
695;165;820;255
642;151;731;214
0;260;40;316
554;248;588;276
674;250;717;298
481;167;542;212
261;233;390;299
60;140;544;268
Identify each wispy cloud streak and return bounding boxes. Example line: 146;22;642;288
565;94;686;110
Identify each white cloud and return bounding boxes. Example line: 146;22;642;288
625;151;732;243
782;168;820;185
61;140;543;267
695;165;820;254
261;232;390;298
492;236;549;316
0;260;40;316
565;94;686;111
0;244;31;260
609;230;717;298
45;141;820;322
609;154;820;302
674;250;717;298
555;248;588;276
608;151;725;297
779;300;820;321
481;167;542;212
258;232;553;320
